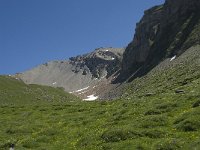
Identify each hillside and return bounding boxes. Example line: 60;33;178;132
17;47;124;100
0;75;80;105
0;69;199;149
0;0;200;149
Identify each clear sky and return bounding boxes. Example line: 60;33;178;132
0;0;164;75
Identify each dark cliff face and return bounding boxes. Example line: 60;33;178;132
118;0;200;82
69;47;124;79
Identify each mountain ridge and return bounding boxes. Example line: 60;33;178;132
1;0;200;149
16;47;124;99
14;0;200;100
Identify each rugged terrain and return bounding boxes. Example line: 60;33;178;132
0;0;200;149
118;0;200;82
16;0;200;100
16;47;124;100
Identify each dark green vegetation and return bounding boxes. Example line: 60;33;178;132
0;46;200;149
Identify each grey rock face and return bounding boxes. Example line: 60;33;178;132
18;48;124;99
69;47;123;79
121;5;163;78
118;0;200;82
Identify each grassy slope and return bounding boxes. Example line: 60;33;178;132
0;46;199;149
0;76;80;105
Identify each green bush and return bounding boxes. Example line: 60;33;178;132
175;119;200;131
141;115;168;128
144;109;162;115
174;108;200;131
142;129;166;138
101;128;142;142
145;102;178;115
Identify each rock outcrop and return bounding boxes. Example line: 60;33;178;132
17;48;124;99
117;0;200;82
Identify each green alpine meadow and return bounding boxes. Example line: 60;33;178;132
1;0;200;149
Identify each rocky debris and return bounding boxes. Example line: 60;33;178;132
17;48;124;100
69;47;124;79
175;90;185;94
145;93;155;97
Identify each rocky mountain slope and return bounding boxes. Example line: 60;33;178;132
16;0;200;100
117;0;200;82
99;0;200;99
17;48;124;100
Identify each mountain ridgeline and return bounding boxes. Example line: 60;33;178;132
17;48;124;99
1;0;200;149
16;0;200;100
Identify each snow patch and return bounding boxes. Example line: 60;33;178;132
75;86;89;92
83;95;98;101
101;75;107;79
105;50;109;52
8;75;11;77
78;90;88;95
170;55;176;61
52;82;57;85
111;57;115;60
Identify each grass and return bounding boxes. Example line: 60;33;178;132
0;45;200;149
0;86;200;149
0;75;80;105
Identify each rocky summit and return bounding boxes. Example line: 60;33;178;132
17;47;124;100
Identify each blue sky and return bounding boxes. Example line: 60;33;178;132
0;0;164;74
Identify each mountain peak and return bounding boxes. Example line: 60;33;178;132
17;47;125;99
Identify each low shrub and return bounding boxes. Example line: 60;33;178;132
174;108;200;131
101;128;142;142
144;109;162;115
141;115;168;128
145;102;178;115
142;129;166;138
